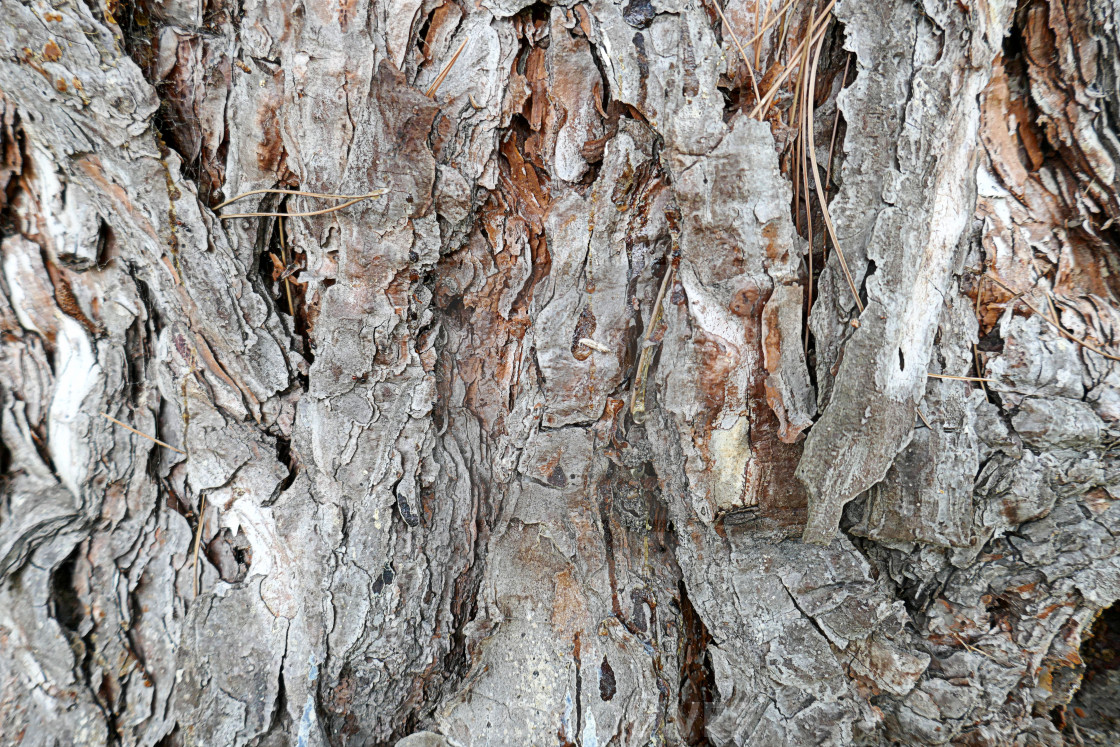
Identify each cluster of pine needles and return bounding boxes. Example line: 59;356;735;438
709;0;1120;434
709;0;1022;432
711;0;859;340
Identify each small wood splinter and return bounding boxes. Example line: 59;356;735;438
630;264;676;424
579;337;611;353
927;373;995;383
916;407;932;429
192;494;206;597
278;214;295;317
425;37;470;98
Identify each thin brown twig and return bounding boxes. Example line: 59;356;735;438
749;0;836;119
949;631;1001;664
985;273;1120;362
192;494;206;597
277;214;294;317
751;0;795;46
219;190;389;220
776;0;796;65
711;1;761;104
788;10;813;142
804;14;864;313
973;275;990;400
916;406;932;429
981;275;1028;309
631;264;676;423
1047;288;1119;362
793;124;802;232
791;35;805;231
425;37;470;98
973;344;990;401
100;412;185;454
1045;292;1064;335
794;117;803;237
800;32;815;352
757;0;766;69
975;269;985;319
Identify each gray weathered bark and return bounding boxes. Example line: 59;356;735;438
2;0;1120;744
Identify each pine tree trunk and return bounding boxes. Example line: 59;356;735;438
3;0;1120;744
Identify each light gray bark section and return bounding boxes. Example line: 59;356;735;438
799;0;1015;543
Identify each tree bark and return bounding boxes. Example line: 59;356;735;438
2;0;1120;745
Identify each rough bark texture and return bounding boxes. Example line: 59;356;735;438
2;0;1120;745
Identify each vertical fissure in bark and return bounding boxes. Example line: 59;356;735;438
1066;603;1120;739
47;542;85;637
0;109;24;237
118;1;232;204
678;579;715;746
596;472;626;620
50;542;122;742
